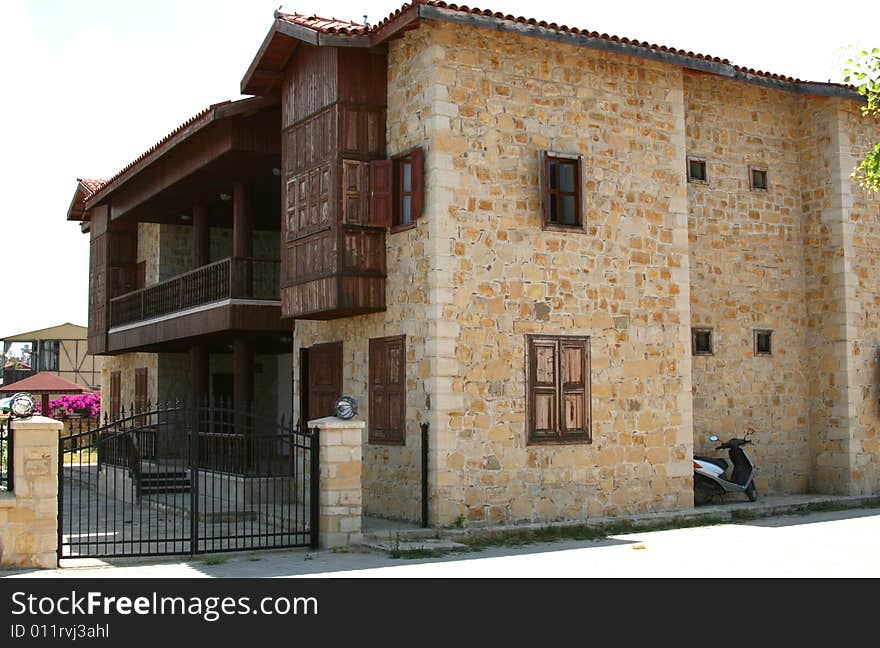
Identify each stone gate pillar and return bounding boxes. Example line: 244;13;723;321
0;415;62;569
308;416;364;548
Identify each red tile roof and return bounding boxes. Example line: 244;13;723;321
78;178;107;196
0;371;92;394
276;11;370;35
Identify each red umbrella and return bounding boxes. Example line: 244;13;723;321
0;372;92;418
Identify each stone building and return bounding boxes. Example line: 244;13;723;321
74;1;880;530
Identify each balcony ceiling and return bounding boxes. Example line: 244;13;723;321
92;99;283;231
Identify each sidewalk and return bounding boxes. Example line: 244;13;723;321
2;493;878;579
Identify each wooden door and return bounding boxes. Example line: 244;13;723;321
305;342;342;423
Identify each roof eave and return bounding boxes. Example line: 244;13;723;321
83;97;277;210
418;4;862;100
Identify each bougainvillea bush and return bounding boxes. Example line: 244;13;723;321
49;392;101;420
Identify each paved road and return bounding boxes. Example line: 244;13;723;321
5;506;879;578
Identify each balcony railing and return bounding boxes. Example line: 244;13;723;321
109;257;280;328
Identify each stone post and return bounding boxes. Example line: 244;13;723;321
308;416;364;548
0;416;62;569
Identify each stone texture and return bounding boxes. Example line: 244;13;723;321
0;416;62;569
310;417;365;548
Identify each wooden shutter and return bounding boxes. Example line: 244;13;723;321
539;150;550;226
369;335;406;445
342;160;369;225
369;159;393;227
134;368;148;412
369;338;387;443
410;147;424;222
110;371;121;419
528;338;558;441
527;336;591;444
560;339;590;440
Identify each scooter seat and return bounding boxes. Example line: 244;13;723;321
694;455;728;471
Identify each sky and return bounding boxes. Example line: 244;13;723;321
0;0;877;339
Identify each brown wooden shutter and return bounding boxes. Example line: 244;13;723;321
369;335;406;445
135;368;148;412
528;337;558;442
369;159;393;227
410;146;424;222
110;371;121;419
342;159;368;225
369;338;387;443
560;339;590;440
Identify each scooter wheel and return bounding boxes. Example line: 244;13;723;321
746;481;758;502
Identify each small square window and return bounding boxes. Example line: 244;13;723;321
754;329;772;356
692;328;713;356
750;167;768;191
688;157;708;184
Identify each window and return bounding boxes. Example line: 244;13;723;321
749;166;768;191
369;335;406;445
754;329;773;356
369;148;424;231
692;328;713;356
36;340;59;372
687;156;708;184
526;335;591;444
541;151;584;228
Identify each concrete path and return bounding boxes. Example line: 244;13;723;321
4;498;879;579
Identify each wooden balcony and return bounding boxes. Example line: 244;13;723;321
106;257;285;353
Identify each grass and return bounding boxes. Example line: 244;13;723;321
201;555;229;566
391;548;449;560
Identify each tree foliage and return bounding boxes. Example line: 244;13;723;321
844;48;880;192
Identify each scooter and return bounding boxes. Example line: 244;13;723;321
693;429;758;504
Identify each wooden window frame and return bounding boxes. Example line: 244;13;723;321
692;328;714;356
368;335;407;445
754;329;773;356
749;166;768;191
390;147;424;233
525;334;592;445
540;151;585;232
687;156;708;184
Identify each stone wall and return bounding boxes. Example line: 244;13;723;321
422;22;694;526
685;72;810;493
839;101;880;493
210;228;279;262
138;223;160;286
99;353;159;416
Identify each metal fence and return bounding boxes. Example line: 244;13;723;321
58;400;317;559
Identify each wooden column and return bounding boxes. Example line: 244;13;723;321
192;203;210;268
190;344;208;404
233;181;252;258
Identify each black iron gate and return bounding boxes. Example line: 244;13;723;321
58;401;317;559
